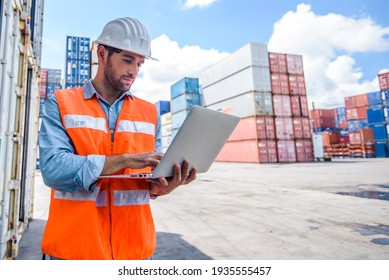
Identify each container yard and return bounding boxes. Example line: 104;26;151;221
1;0;389;267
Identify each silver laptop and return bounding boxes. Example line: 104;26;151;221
98;105;240;179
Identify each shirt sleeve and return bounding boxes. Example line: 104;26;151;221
38;94;105;192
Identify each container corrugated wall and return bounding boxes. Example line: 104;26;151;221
0;0;44;259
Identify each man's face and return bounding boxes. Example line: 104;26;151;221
103;48;145;92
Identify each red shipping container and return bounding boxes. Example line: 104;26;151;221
256;116;275;139
346;106;368;120
269;52;287;73
273;95;292;116
311;117;336;129
378;72;389;90
339;136;349;144
301;117;311;138
215;140;259;163
277;140;296;162
309;109;337;119
289;75;306;95
354;93;369;108
299;96;309;116
290;96;301;116
292;117;303;139
258;140;278;163
286;54;304;75
295;139;314;162
275;117;294;139
271;73;289;94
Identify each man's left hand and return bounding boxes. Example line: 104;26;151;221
148;160;197;196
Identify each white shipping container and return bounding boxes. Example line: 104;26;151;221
207;91;273;118
200;42;269;88
161;112;172;125
202;66;271;106
162;123;172;136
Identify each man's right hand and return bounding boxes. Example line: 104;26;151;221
100;152;163;176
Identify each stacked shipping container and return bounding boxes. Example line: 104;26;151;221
155;101;171;153
170;78;201;139
201;43;275;163
199;43;313;163
270;52;313;163
367;73;389;157
38;68;62;118
65;36;91;88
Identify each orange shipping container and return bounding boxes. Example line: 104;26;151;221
321;131;340;146
346;106;368;120
360;128;374;144
228;116;275;141
215;140;259;163
299;96;309;116
290;96;301;116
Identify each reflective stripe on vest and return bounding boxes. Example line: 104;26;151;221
113;189;150;206
64;114;107;133
54;188;150;206
117;120;155;135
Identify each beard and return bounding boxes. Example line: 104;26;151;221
104;57;134;92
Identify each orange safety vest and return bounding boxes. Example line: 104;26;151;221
41;87;157;260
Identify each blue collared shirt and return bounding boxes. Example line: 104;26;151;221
38;80;162;192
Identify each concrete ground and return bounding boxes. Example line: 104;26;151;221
16;158;389;260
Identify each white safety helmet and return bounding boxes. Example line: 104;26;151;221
95;17;157;60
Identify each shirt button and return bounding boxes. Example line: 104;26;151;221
109;107;114;112
110;130;114;134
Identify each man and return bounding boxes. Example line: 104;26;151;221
39;17;196;260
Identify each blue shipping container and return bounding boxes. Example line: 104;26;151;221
368;91;382;105
171;93;201;113
155;100;170;115
65;60;78;84
47;69;62;84
382;90;389;104
78;37;91;61
347;119;368;132
170;77;200;99
46;83;62;97
375;141;389;157
66;36;79;60
369;123;389;140
337;107;346;116
367;107;385;124
77;60;90;85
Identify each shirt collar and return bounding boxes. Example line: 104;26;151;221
83;79;134;100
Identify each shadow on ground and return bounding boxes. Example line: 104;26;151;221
16;219;211;260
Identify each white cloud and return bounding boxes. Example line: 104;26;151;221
268;3;389;109
131;34;229;103
183;0;217;9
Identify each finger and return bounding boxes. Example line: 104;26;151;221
180;160;190;183
185;168;197;184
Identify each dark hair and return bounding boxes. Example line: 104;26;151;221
98;44;122;57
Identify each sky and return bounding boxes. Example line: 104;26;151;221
41;0;389;109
